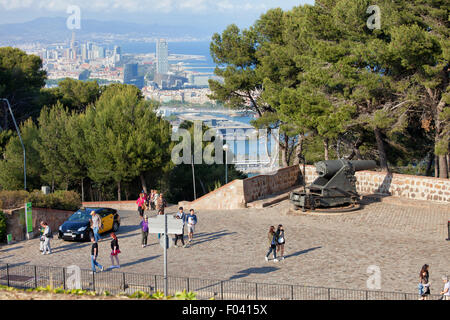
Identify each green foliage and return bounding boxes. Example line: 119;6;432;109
0;47;47;129
0;119;43;190
0;190;81;211
0;210;6;242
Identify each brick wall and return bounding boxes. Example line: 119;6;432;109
3;207;74;241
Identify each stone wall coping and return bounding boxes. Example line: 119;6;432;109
243;165;299;183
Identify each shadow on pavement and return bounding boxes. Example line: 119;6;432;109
284;246;322;259
189;230;237;246
229;266;279;281
0;246;24;253
119;255;161;268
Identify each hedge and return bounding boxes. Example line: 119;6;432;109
0;190;81;211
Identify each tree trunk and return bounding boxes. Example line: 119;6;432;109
434;155;439;178
81;177;84;203
374;128;389;172
117;180;121;201
438;155;448;179
425;152;433;177
323;138;329;160
140;173;147;194
89;180;94;202
293;135;304;165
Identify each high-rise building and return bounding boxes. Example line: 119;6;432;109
124;63;138;83
156;39;169;75
113;45;121;63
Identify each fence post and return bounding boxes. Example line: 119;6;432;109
366;290;368;300
92;271;95;292
34;266;38;288
6;264;9;287
255;283;258;300
62;267;65;290
122;272;126;292
291;285;294;300
328;288;331;300
220;281;224;300
186;277;190;292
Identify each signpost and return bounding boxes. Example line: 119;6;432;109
25;202;33;240
147;214;184;295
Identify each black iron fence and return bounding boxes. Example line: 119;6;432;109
0;263;443;300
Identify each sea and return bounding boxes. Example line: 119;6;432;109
114;40;216;75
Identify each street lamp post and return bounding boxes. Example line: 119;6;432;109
223;144;229;185
1;98;26;190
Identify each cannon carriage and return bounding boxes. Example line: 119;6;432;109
290;160;377;212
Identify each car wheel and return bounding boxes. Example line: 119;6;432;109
113;221;119;232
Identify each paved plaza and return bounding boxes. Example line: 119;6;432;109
0;197;449;294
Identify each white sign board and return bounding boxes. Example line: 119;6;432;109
147;215;184;234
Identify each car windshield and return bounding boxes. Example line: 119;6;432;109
67;209;92;222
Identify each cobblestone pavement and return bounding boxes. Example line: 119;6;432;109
1;199;449;294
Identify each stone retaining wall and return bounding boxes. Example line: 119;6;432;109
243;165;301;203
303;165;450;203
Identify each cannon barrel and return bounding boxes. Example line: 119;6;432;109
315;160;376;178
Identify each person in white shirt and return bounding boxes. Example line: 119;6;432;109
40;221;52;255
440;275;450;300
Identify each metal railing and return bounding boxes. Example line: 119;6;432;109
0;263;443;300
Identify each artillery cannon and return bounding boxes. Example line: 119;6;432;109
290;159;377;212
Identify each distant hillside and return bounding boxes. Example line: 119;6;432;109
0;17;212;44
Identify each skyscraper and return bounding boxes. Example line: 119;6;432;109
156;39;169;75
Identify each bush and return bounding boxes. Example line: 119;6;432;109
27;190;81;211
0;190;29;209
0;190;81;211
0;210;6;242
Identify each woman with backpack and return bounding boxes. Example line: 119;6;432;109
109;232;121;269
265;226;278;263
276;224;285;260
419;264;431;300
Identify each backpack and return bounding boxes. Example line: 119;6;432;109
46;228;53;239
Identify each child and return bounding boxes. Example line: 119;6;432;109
141;215;149;248
109;232;121;269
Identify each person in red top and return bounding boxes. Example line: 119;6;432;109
136;191;146;218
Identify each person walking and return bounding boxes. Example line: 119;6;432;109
39;223;46;253
185;209;198;247
440;275;450;300
40;221;52;255
419;264;431;300
90;235;104;273
265;226;278;262
109;232;121;269
90;211;102;242
156;193;167;215
275;224;285;260
174;207;186;247
141;215;149;248
136;192;146;218
149;190;156;211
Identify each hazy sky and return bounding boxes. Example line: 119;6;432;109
0;0;315;28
